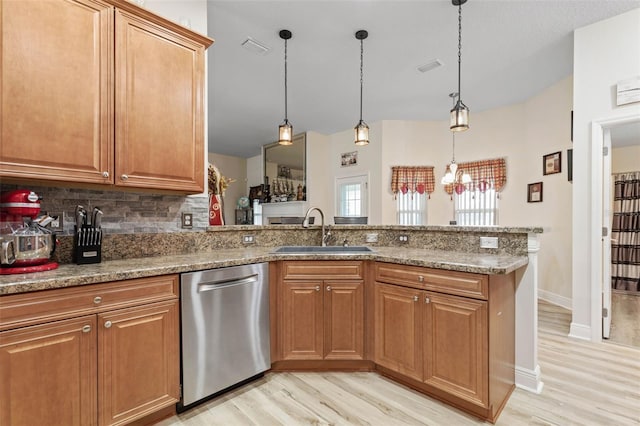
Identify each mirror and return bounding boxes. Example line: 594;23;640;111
263;133;306;202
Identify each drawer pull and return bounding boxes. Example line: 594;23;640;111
425;297;430;304
121;174;129;181
413;295;419;302
104;321;112;329
326;286;332;292
93;296;102;304
102;171;109;178
82;325;91;333
418;275;424;283
315;286;320;292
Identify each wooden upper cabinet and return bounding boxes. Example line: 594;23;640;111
0;316;98;426
0;0;212;193
114;10;205;192
0;0;113;184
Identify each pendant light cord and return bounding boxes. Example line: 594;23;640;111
457;3;462;102
284;38;288;121
359;38;364;122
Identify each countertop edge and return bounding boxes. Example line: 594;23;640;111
0;249;529;295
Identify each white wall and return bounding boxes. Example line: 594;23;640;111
368;78;573;303
573;7;640;340
142;0;207;34
612;145;640;173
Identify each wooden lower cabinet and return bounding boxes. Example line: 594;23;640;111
373;282;422;381
277;261;365;362
423;292;488;407
281;279;364;361
373;263;515;423
0;316;98;426
0;275;180;426
98;300;179;426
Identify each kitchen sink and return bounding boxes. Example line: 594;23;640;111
272;245;374;254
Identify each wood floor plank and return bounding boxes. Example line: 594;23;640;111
158;300;640;426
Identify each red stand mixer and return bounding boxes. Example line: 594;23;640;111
0;189;58;274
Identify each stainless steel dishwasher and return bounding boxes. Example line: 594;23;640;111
179;263;270;410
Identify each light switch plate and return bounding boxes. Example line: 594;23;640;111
480;236;499;249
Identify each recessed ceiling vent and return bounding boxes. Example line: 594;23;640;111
417;59;443;73
241;37;270;55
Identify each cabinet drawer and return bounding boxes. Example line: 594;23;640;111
375;263;488;300
281;261;363;280
0;275;178;331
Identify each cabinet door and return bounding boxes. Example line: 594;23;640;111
0;316;97;426
374;282;422;381
98;300;179;426
324;280;364;360
423;292;488;408
115;10;205;193
280;280;324;360
0;0;113;184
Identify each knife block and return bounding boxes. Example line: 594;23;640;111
73;225;102;264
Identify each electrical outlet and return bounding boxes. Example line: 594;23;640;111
398;234;409;243
480;236;499;249
242;235;255;244
366;233;378;243
181;212;193;229
50;213;63;231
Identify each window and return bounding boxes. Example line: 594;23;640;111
455;187;498;225
396;192;427;225
336;175;368;217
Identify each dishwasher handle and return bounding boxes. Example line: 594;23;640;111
197;274;259;292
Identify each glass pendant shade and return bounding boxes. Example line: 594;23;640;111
354;120;369;146
278;120;293;145
450;100;469;132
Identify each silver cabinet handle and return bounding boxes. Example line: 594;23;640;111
93;296;102;304
425;297;430;304
315;285;320;291
413;295;418;302
104;321;112;328
121;174;129;181
326;286;332;291
418;275;424;283
82;325;91;333
102;171;109;178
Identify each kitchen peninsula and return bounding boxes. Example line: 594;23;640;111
0;225;541;425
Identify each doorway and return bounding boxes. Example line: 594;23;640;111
602;120;640;347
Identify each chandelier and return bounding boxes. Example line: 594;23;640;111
278;29;293;145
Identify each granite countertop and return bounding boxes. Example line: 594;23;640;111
0;247;529;295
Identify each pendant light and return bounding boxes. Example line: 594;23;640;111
354;30;369;146
278;29;293;145
442;92;471;190
450;0;469;132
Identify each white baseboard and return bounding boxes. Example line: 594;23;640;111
515;365;544;394
569;322;591;340
538;290;572;310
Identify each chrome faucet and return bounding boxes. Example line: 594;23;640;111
302;207;327;246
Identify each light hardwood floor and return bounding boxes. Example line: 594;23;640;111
158;301;640;425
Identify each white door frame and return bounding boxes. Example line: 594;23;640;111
590;113;640;341
601;128;612;339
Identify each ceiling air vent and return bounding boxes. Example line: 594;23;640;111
417;59;443;73
241;37;270;55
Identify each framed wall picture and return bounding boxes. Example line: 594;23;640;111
543;151;562;175
341;151;358;167
527;182;543;203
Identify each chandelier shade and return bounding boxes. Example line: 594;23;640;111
450;0;469;132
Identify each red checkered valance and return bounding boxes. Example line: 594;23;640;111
443;158;507;195
391;166;435;197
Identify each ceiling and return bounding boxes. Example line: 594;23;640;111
206;1;640;159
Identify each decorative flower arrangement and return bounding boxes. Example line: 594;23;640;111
208;163;235;195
